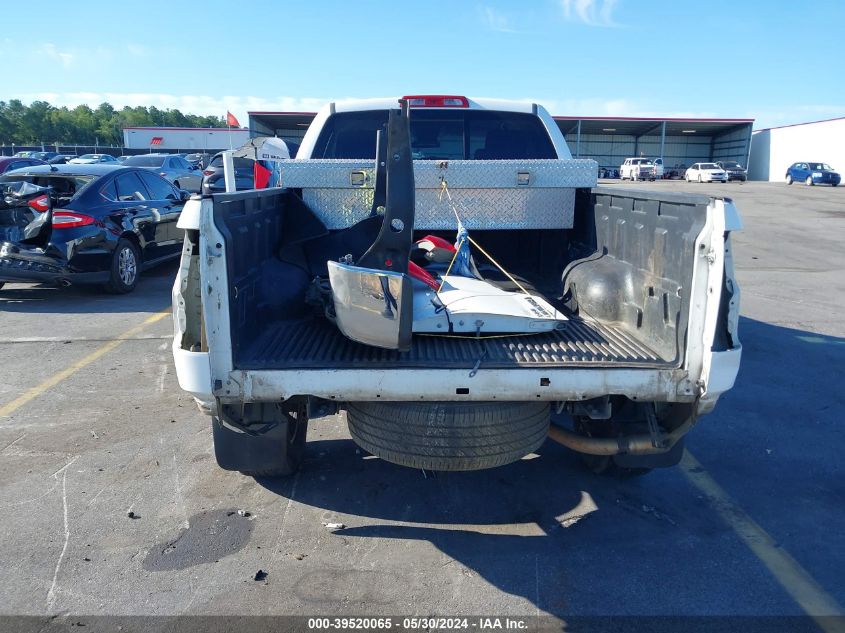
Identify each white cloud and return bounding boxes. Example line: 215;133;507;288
482;6;518;33
561;0;619;27
40;43;74;67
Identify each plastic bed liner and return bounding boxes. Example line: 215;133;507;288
236;314;672;371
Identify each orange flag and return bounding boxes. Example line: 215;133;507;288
226;111;240;127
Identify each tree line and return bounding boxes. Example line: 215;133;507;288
0;100;228;146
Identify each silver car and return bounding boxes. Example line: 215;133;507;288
68;153;119;164
122;154;203;192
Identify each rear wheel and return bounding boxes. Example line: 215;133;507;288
346;401;550;471
805;176;814;186
786;174;793;184
104;238;140;294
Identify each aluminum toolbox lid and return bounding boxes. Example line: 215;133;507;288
276;159;597;231
276;158;598;189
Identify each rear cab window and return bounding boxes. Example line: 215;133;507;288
312;110;557;160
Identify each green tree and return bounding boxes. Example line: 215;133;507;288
0;99;227;145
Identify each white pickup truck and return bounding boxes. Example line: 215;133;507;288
172;96;742;478
620;157;657;181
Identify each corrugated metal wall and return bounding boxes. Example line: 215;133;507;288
565;133;717;171
712;126;752;165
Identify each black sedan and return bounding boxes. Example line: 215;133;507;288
0;164;189;293
0;156;46;174
28;151;61;162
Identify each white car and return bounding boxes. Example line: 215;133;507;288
68;153;119;165
685;163;727;183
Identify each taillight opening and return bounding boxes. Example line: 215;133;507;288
52;211;96;229
28;194;50;212
202;169;214;176
402;95;469;108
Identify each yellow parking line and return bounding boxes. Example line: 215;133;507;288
681;451;845;632
0;310;170;420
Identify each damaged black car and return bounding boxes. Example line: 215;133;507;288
0;164;189;293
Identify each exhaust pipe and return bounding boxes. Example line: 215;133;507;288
547;409;696;456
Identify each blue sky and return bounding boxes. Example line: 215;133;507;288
2;0;843;129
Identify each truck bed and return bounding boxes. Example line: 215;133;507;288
237;314;671;370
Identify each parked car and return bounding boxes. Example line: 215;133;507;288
185;152;213;169
716;160;747;182
122;153;203;192
0;157;46;174
47;154;77;165
28;151;60;162
665;164;687;180
68;153;118;164
0;164;189;293
685;163;727;183
785;162;840;187
651;158;665;178
619;157;655;181
201;152;255;194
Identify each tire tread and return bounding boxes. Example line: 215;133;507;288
347;401;550;471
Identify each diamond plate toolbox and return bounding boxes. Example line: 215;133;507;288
277;159;598;230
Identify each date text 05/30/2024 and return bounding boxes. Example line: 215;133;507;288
307;617;531;631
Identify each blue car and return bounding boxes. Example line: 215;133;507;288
785;162;840;186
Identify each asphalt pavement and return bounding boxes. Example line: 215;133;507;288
0;181;843;631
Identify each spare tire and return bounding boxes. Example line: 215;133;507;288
346;401;550;471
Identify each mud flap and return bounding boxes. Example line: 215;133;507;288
212;415;294;472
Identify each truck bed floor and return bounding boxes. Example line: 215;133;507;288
237;315;674;370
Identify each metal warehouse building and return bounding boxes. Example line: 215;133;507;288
555;117;753;175
248;110;754;174
748;117;845;182
123;126;249;151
